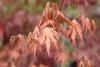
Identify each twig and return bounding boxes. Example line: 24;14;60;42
59;0;64;10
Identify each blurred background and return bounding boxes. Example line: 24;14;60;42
0;0;100;67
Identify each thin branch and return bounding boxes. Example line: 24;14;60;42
59;0;64;10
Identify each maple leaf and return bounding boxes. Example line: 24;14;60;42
65;19;83;46
67;26;77;45
54;51;68;67
39;2;52;26
10;35;18;47
27;32;41;59
72;19;83;41
10;34;27;52
16;34;27;52
32;26;40;40
80;15;96;36
90;19;96;36
38;26;59;57
55;9;83;42
78;56;92;67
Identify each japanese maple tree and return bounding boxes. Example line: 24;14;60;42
10;1;96;67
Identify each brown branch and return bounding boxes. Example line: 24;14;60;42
59;0;64;10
